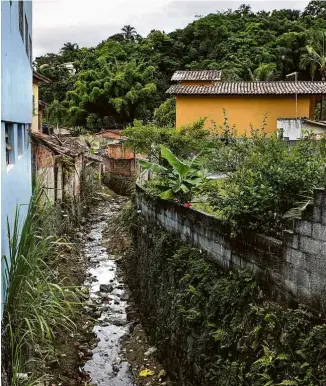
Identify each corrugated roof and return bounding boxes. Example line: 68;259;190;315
167;81;326;95
171;70;222;82
33;71;51;84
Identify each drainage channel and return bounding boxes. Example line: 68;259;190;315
82;197;134;386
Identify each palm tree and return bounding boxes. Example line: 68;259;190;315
46;99;66;134
300;31;326;80
300;31;326;119
121;25;137;41
60;42;79;55
249;63;277;81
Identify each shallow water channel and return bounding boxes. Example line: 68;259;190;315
81;198;134;386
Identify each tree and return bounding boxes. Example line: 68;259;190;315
60;42;79;55
153;98;176;127
60;42;79;62
300;31;326;80
121;25;137;41
46;99;66;133
303;0;326;18
300;31;326;119
249;63;278;81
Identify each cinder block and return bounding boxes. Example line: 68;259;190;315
320;242;326;256
322;211;326;226
231;254;242;267
292;235;299;249
212;242;222;255
312;223;326;241
299;236;321;255
296;220;312;237
313;207;322;223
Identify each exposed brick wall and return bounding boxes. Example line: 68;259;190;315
136;184;326;307
104;157;136;177
32;144;55;168
106;143;135;159
32;143;83;201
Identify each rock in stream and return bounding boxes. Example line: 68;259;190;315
82;199;134;386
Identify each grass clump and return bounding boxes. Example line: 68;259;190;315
1;179;96;384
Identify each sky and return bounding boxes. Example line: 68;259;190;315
33;0;311;58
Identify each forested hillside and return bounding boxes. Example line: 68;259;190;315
35;1;326;130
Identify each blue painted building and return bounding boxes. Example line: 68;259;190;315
1;0;33;312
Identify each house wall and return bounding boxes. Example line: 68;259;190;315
1;1;32;123
135;184;326;306
33;144;56;202
106;143;135;159
31;81;39;133
277;118;326;140
176;95;313;134
1;0;33;313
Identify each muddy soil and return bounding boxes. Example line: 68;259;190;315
44;191;170;386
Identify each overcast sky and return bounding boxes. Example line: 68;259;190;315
33;0;310;58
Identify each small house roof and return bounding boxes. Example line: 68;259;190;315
31;133;87;158
171;70;222;82
167;81;326;96
33;71;51;84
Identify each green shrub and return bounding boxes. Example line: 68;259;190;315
205;135;326;237
123;118;210;161
128;221;326;386
140;145;205;202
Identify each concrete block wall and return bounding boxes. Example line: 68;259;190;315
136;184;326;306
282;187;326;303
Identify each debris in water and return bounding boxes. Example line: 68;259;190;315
144;347;157;356
139;369;155;377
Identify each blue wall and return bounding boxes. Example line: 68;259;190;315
1;0;33;313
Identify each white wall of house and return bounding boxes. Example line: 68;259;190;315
277;118;326;140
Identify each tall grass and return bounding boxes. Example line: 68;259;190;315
2;188;80;385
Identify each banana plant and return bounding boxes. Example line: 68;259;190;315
139;144;205;202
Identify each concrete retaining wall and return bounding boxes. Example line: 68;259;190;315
136;184;326;306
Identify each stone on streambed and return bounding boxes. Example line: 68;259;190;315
144;347;157;356
99;284;114;292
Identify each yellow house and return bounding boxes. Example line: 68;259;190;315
32;71;51;133
167;70;326;135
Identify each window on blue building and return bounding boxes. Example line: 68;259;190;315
17;124;24;156
25;15;29;56
18;1;24;41
5;123;15;166
29;34;32;64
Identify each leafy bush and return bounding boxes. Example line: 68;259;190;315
206;135;326;237
140;145;205;202
153;97;176;127
123;119;210;161
127;220;326;386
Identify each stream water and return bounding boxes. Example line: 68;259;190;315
81;198;134;386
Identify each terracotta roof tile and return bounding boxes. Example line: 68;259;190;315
167;81;326;95
171;70;222;82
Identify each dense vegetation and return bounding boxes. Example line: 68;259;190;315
125;213;326;386
125;117;326;237
35;1;326;129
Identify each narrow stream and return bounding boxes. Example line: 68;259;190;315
82;198;134;386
